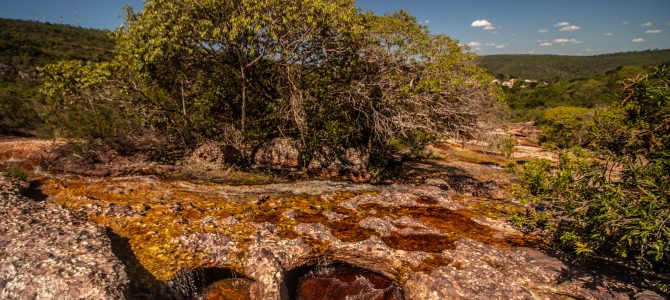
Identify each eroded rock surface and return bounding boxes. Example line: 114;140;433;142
253;138;301;170
1;135;663;299
0;174;128;299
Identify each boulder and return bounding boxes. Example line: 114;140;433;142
307;146;370;178
185;141;242;169
253;138;301;170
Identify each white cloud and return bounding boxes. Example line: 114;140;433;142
559;25;581;32
585;48;593;52
646;29;662;34
632;38;646;43
605;32;614;36
424;20;430;24
552;38;583;45
483;42;508;48
538;28;549;33
471;19;496;30
623;21;629;26
554;21;570;27
640;22;653;27
540;42;553;47
529;51;536;54
468;41;482;47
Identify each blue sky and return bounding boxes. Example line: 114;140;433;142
1;0;669;55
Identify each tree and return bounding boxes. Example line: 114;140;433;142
40;0;501;164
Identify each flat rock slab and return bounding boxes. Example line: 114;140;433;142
0;174;128;299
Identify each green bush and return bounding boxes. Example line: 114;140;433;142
39;2;501;165
493;134;518;157
513;66;670;275
540;106;592;148
4;164;28;181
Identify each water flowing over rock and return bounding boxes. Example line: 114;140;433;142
293;264;405;300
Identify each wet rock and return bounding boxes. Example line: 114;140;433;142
0;174;128;299
253;138;301;170
296;264;405;300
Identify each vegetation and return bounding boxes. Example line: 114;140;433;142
493;134;517;157
504;65;645;122
513;65;670;276
39;1;501;164
539;106;592;148
480;49;670;81
3;164;29;181
0;18;113;135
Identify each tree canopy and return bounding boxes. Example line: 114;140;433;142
40;0;501;162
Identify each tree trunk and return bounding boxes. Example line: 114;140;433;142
240;68;247;136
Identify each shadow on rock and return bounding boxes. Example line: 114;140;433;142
106;228;254;299
20;180;48;202
105;228;159;299
548;249;668;299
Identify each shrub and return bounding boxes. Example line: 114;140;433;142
4;164;28;181
540;106;592;148
493;134;518;157
39;1;502;166
513;66;670;275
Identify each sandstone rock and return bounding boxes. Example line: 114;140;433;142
0;175;128;299
185;141;242;169
253;138;301;170
307;146;370;178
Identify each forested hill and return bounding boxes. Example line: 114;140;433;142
0;18;113;70
0;18;113;135
479;49;670;81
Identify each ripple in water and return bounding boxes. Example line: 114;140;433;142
296;264;404;300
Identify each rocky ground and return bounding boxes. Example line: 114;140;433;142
0;174;128;299
0;132;665;299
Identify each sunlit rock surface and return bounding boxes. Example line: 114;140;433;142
0;174;128;299
0;135;664;299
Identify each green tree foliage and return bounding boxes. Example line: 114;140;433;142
40;0;501;162
0;18;114;135
540;106;592;148
513;66;670;275
504;66;642;122
479;49;670;81
493;134;518;157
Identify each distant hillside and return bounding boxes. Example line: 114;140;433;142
0;18;114;70
479;49;670;81
0;18;114;135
